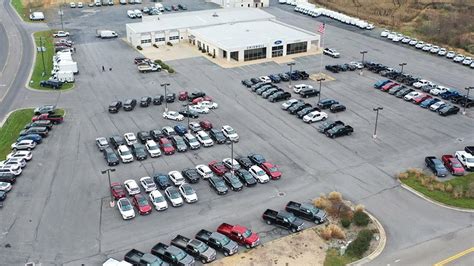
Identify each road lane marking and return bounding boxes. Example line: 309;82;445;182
433;247;474;266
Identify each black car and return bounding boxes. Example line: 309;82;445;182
286;71;300;81
24;120;53;130
297;70;309;80
170;135;188;152
241;79;253;88
326;125;353;138
189;92;206;101
209;129;227;144
269;74;281;83
150;129;165;141
131;143;147;160
40;79;63;89
0;190;6;201
317;99;339;109
223;173;243;191
300;88;319;98
108;101;122;113
179;109;199;118
19;127;49;138
289;103;312;115
166;93;176;103
123;99;137;111
330;104;346;113
325;65;339;73
178;4;187;9
248;153;266;165
0;173;16;184
317;120;344;133
153;95;164;105
438;105;460;116
182;168;200;183
395;88;414;98
140;96;152;107
388;85;404;95
137;131;152;143
235;169;257;187
269;91;291;102
278;73;290;82
250;78;260;84
109;135;125;148
297;107;318;119
153;173;172;190
235;156;253;170
103;147;119;166
208;176;228;195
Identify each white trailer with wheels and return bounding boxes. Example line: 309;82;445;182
52;71;75;83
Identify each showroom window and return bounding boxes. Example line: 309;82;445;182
286;42;307;55
169;36;179;40
272;45;283;57
141;39;151;44
155;37;165;42
244;47;267;61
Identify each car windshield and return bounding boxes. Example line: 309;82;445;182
256;170;265;176
269;167;278;172
154;195;165;203
216;179;226;187
176;139;185;145
121;149;131;156
225;128;235;134
138;197;148;206
243;229;252;238
183;185;193;194
149;144;159;150
120;201;132;211
196;242;208;253
169;189;180;198
219;235;231;246
466;158;474;163
163;143;172;147
452;162;463;168
189;137;198;143
201;135;210;140
175;250;186;260
128;135;136;140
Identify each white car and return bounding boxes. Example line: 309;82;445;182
249;165;270;184
281;99;301;110
77;2;83;7
365;24;374;30
349;62;364;69
453;54;465;63
196;164;214;179
165;187;183;207
455;151;474;171
293;84;313;94
0;182;12;192
408;39;418;46
415;41;425;49
422;44;432;51
323;48;340;58
53;31;70;38
0;158;26;168
179;184;198;203
446;51;456;59
387;31;397;40
184;133;200;149
437;48;447;56
145;140;161;157
124;179;140;195
11;140;36;151
430;101;446;111
392;34;404;42
430;46;440;54
0;164;22;176
188;122;202;133
196;131;214;147
117;198;135;220
222;158;240;171
140;176;157;192
189;105;210;114
413;79;433;89
149;190;168;211
403;91;422;101
221;125;239;142
6;151;32;161
117;145;134;163
163;111;184;121
70;2;76;8
259;76;272;83
303;111;328;123
96;137;109;150
401;37;411;44
162;126;176;136
470;62;474;69
462;57;473;65
123;133;137;146
197;101;218;109
430;86;449;96
168;171;185;186
380;30;389;37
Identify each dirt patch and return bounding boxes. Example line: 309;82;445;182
211;228;327;266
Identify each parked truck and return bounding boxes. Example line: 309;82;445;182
52;71;75;83
123;249;165;266
137;63;161;73
96;30;118;39
102;258;132;266
53;61;78;74
262;209;304;233
216;223;260;249
285;201;327;224
150;242;195;266
441;155;465;176
170;235;217;264
455;151;474;171
465;146;474;156
425;156;448;177
32;113;64;124
195;229;238;256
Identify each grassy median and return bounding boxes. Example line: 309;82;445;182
11;0;28;21
31;30;73;90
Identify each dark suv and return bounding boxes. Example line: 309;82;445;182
109;135;125;148
150;129;165;141
140;96;152;107
123;99;137;111
153;95;164;105
137;131;152;143
209;129;227;144
108;101;122;113
131;143;147;160
40;79;63;89
300;89;319;98
103;147;119;166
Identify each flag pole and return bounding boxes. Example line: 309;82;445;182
318;23;325;77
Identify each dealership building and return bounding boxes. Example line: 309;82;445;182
126;8;319;62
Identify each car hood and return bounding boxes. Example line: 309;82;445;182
245;233;260;244
292;218;305;227
179;254;195;265
223;241;238;253
201;246;217;260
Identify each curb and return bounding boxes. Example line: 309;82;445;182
348;211;387;265
400;183;474;213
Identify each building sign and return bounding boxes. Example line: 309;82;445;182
274;40;282;45
246;44;264;50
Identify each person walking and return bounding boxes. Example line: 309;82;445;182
109;67;112;71
102;66;105;72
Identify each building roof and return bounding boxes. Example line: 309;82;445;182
189;20;318;50
127;8;275;34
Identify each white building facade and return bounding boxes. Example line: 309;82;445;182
206;0;269;8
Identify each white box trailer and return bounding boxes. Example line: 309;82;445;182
96;30;118;39
53;61;78;74
52;71;75;82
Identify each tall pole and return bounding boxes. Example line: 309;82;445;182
101;168;116;207
161;83;170;112
186;103;190;129
360;51;367;63
40;37;46;77
317;78;325;103
373;107;383;139
230;141;234;173
287;62;295;87
59;4;64;31
463;87;473;115
399;62;407;74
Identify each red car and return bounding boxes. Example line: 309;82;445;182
110;182;126;200
159;137;175;155
260;162;281;180
191;96;213;105
441;155;465;175
208;160;229;176
381;82;398;91
132;194;152;215
179;91;188;101
199;120;213;131
412;94;431;104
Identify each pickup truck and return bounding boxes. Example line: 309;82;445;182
137;63;161;73
195;229;238;256
465;146;474;156
285;201;327;224
325;125;353;138
216;223;260;249
455;151;474;171
124;249;165;266
262;209;304;233
441;155;465;176
150;242;195;266
425;156;448;177
32;113;64;124
171;235;216;264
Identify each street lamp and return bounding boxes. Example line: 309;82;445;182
101;168;116;207
38;37;46;77
287;62;295;87
161;83;170;112
317;78;325;103
360;50;368;63
228;140;235;173
58;4;64;31
463;87;473;115
372;107;383;139
183;103;192;129
399;62;407;74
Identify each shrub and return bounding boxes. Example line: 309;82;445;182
346;229;373;258
168;68;175;73
313;195;330;210
328;191;343;202
355;204;365;213
445;183;454;193
467;182;474;198
136;45;142;50
435;183;445;192
320;224;346;240
166;42;173;46
320;227;332;240
353;211;370;226
341;218;351;228
397;172;408;179
453;185;464;199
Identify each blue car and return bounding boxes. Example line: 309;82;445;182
440;90;459;100
420;98;439;108
374;80;391;89
173;124;188;136
286;71;300;81
17;134;42;144
269;74;281;83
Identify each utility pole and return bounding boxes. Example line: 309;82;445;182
58;4;64;31
317;78;325;104
373;107;383;139
399;62;407;74
287;62;295;87
161;83;170;112
360;50;368;63
463;87;473;115
39;37;46;77
101;168;116;207
230;140;234;173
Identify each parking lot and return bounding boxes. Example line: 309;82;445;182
1;1;473;265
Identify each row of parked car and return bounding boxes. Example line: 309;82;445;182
380;30;474;69
425;146;474;177
0;106;64;205
96;123;240;165
325;62;364;73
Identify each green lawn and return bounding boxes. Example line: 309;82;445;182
401;173;474;209
31;30;74;91
11;0;27;21
324;249;357;266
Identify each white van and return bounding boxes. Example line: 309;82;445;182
133;9;142;18
119;0;126;4
127;10;136;18
52;71;75;83
29;12;45;21
154;3;164;12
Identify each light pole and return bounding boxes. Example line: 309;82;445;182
161;83;170;112
58;4;64;31
317;78;325;103
287;62;295;87
399;62;407;74
101;168;116;207
39;37;46;77
229;140;235;173
360;50;368;63
373;107;383;139
463;87;473;115
183;103;191;129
